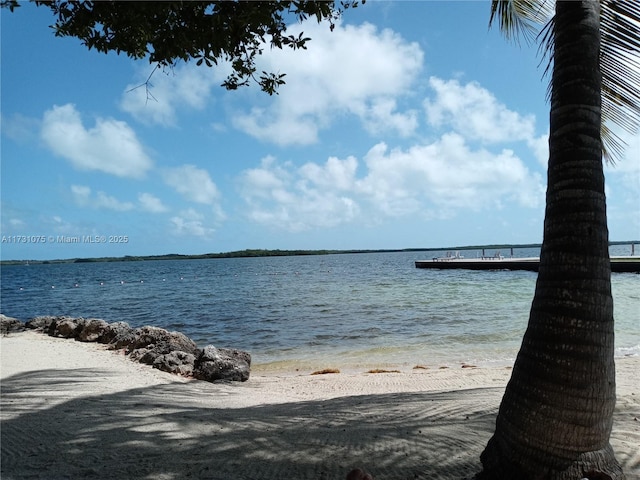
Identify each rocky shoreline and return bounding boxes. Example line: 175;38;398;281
0;314;251;382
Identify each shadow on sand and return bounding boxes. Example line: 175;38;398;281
2;368;637;479
0;367;500;479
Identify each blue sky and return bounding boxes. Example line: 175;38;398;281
2;1;639;260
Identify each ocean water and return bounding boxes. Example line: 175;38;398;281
1;247;638;371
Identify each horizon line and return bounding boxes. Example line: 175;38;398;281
1;240;638;265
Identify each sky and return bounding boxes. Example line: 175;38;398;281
1;1;639;261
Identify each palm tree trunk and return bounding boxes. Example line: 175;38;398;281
477;2;624;478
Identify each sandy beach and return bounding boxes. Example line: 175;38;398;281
1;330;638;479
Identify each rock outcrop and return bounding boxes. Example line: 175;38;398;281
25;315;58;331
49;317;88;338
194;346;252;382
127;326;199;356
3;315;250;382
106;322;137;349
153;351;197;376
126;325;200;376
77;318;111;342
0;314;26;334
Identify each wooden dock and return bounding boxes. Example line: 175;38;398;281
415;256;640;273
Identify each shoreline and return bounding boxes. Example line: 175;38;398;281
2;331;639;479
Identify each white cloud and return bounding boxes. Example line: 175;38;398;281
358;135;544;217
41;104;153;178
95;192;135;211
239;155;361;232
163;164;221;205
238;135;544;231
71;185;135;211
605;132;640;216
425;77;537;144
120;65;222;126
232;21;424;145
169;208;215;237
138;192;168;213
528;132;549;168
358;98;419;137
239;156;289;196
233;109;321;146
298;155;358;191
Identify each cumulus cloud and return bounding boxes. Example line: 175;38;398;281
138;192;168;213
41;104;153;178
527;132;550;167
358;135;544;216
237;135;544;231
232;21;424;145
357;98;419;137
299;155;358;191
169;208;215;237
239;155;361;232
71;185;134;211
163;164;221;205
424;77;537;144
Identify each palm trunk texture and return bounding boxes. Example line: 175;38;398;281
477;2;624;479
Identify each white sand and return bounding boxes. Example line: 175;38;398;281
1;330;638;479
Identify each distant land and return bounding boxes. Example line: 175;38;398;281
0;241;637;266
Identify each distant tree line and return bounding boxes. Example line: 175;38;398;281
1;241;637;265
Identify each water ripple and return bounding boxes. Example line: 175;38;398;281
1;249;638;366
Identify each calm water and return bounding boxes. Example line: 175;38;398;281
1;247;638;370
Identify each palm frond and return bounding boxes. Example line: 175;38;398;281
490;0;640;164
600;0;640;163
537;16;555;101
489;0;553;44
